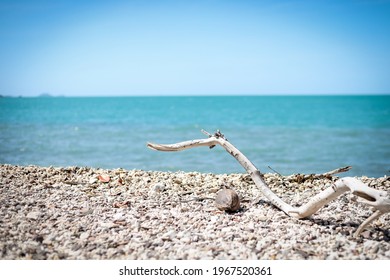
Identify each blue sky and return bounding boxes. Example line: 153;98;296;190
0;0;389;96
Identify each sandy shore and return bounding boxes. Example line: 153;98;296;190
0;164;389;260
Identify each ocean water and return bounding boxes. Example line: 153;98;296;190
0;95;389;177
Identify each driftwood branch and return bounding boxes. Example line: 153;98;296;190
147;130;390;237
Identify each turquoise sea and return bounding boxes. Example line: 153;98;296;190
0;95;389;177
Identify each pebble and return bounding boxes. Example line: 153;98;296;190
80;232;90;241
113;212;125;221
89;177;98;184
26;211;40;220
0;164;389;260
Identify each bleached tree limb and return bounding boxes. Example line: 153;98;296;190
147;130;390;237
269;165;352;183
321;166;352;177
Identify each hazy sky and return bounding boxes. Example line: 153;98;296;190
1;0;389;96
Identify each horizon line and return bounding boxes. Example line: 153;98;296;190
1;93;390;98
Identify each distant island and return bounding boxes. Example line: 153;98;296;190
38;93;53;98
0;93;64;98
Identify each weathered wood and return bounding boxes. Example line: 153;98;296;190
147;130;390;237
